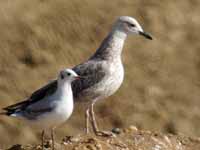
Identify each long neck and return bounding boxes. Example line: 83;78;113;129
90;29;127;61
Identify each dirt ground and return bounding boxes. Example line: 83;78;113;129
6;126;200;150
0;0;200;148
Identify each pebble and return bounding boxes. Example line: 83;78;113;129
112;128;121;134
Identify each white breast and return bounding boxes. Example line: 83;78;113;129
92;59;124;100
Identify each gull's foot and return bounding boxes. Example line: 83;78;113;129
85;128;90;134
95;130;116;137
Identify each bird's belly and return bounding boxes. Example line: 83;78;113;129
94;71;124;99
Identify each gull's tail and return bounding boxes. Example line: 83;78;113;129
0;109;19;116
1;100;27;117
0;111;12;116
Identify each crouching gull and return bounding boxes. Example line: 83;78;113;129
1;69;80;150
6;16;152;137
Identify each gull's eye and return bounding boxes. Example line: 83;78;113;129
67;72;71;76
129;23;136;27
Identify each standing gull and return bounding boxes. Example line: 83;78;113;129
5;16;153;136
1;69;80;150
73;16;152;136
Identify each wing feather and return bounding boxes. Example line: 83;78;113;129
3;80;58;113
72;60;106;100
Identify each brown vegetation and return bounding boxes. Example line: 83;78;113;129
0;0;200;148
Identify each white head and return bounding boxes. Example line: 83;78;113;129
113;16;152;40
58;69;80;84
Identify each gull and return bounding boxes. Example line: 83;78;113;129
1;69;80;150
4;16;153;137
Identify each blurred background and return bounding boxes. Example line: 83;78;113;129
0;0;200;147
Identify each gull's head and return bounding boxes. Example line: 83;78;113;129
58;69;80;83
113;16;152;40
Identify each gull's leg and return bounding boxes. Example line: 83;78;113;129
85;107;90;134
41;130;45;150
89;101;114;137
51;128;55;150
89;101;98;132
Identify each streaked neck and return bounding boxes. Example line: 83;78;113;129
90;29;127;60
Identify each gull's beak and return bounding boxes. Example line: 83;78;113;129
75;75;84;80
139;31;153;40
75;76;81;80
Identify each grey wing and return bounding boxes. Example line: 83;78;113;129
72;60;106;100
3;80;58;115
30;80;58;102
22;97;56;120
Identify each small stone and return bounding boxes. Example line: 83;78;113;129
95;143;102;150
112;128;121;134
129;125;138;131
124;125;138;133
71;137;80;142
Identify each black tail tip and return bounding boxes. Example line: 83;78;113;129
0;111;13;116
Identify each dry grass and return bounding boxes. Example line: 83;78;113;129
0;0;200;147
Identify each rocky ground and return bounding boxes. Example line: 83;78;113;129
7;126;200;150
